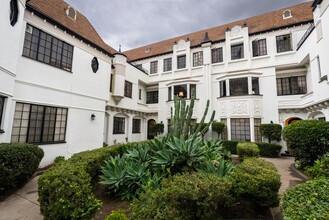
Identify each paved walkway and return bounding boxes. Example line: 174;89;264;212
0;156;304;220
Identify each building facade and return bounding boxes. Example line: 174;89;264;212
0;0;328;166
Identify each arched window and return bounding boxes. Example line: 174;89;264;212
283;10;292;19
66;6;77;20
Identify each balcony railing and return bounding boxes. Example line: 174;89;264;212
297;23;315;50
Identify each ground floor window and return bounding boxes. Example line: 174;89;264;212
0;96;5;129
231;118;250;141
11;103;67;144
254;118;262;142
132;118;141;133
113;117;125;134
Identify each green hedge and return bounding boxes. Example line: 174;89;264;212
0;143;44;195
306;154;329;178
131;158;281;219
283;177;329;219
223;140;282;157
283;120;329;168
229;157;281;207
237;142;259;160
255;142;282;157
38;143;140;220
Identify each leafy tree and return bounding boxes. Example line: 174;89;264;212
212;122;225;139
260;123;282;143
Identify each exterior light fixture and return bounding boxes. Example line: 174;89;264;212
91;114;96;120
178;91;184;97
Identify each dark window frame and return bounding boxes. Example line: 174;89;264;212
193;51;203;67
252;39;267;57
168;87;172;101
23;24;73;72
124;81;133;98
163;58;172;72
113;117;125;134
276;34;292;53
174;84;187;98
219;80;227;97
231;44;244;60
231;118;250;141
146;91;159;104
190;84;196;99
132;118;141;133
150;61;158;74
11;103;68;144
254;118;262;142
252;77;260;95
0;96;5;129
212;47;223;63
276;76;307;96
177;55;186;69
229;77;248;96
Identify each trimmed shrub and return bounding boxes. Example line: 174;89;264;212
237;142;260;160
222;140;239;154
212;122;225;138
0;143;44;195
306;154;329;178
283;177;329;219
38;143;131;220
131;172;233;220
104;210;128;220
283;120;329;168
229;157;281;207
255;142;282;157
260;123;282;143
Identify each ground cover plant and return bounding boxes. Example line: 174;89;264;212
0;143;44;198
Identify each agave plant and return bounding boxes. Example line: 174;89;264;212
125;143;151;163
203;139;232;161
196;159;235;177
100;155;127;191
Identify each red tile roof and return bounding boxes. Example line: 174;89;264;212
124;2;313;61
26;0;117;55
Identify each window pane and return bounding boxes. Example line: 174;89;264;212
219;81;226;97
190;84;196;99
252;39;267;57
177;55;186;69
276;76;307;96
231;118;250;141
254;118;262;142
252;77;259;95
229;78;248;96
150;61;158;74
132;119;141;133
124;81;133;98
174;85;187;98
113;117;125;134
168;87;172;101
146;91;159;104
193;51;203;67
231;44;244;60
0;96;5;127
276;34;292;53
220;119;228;140
163;58;172;72
212;48;223;63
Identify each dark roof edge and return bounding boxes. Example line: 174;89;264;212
127;62;149;75
312;0;323;11
127;20;313;62
26;4;114;58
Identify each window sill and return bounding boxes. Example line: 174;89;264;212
162;70;172;75
277;93;306;97
132;132;141;134
0;129;5;134
124;96;132;99
192;65;203;70
275;51;295;56
166;98;199;103
175;68;188;72
228;58;248;64
113;133;125;135
251;55;270;60
149;73;159;76
217;94;263;99
212;62;224;67
29;141;66;145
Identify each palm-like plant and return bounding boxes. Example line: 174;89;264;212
196;159;235;177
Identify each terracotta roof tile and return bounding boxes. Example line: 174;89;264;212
26;0;117;55
124;2;313;61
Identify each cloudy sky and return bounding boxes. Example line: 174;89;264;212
65;0;308;51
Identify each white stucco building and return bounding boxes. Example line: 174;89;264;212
0;0;328;166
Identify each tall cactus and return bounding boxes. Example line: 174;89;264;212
169;91;215;139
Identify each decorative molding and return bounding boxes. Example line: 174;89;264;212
230;25;242;38
253;100;262;116
0;66;16;77
106;106;158;117
231;101;248;115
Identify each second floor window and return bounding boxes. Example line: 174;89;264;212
23;24;73;71
113;117;125;134
124;81;132;98
174;85;187;98
276;76;307;96
163;58;172;72
219;80;227;97
231;44;244;60
276;34;292;53
252;77;260;95
150;61;158;74
252;39;267;57
193;51;203;67
230;77;248;96
146;91;159;104
177;55;186;69
212;48;223;63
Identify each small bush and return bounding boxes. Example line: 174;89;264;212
0;143;44;195
54;156;65;164
222;140;239;154
104;210;128;220
38;143;131;220
306;154;329;178
255;142;282;157
260;123;282;143
283;177;329;219
237;142;260;160
131;172;233;220
212;122;225;138
283;120;329;168
229;157;281;207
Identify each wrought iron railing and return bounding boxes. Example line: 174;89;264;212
297;23;315;50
